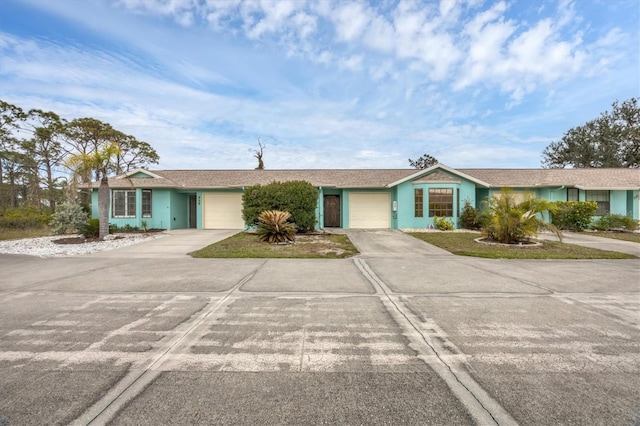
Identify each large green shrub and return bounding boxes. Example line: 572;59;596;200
243;181;318;232
49;203;88;234
551;201;597;231
591;214;638;231
0;207;51;230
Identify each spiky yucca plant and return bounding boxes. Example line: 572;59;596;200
483;189;562;244
257;210;297;244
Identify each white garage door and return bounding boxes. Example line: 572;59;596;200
349;193;390;228
203;193;244;229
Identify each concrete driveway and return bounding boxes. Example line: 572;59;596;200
0;229;638;425
87;229;240;258
538;230;640;256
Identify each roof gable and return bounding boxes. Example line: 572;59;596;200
387;164;490;188
411;171;461;184
117;168;163;179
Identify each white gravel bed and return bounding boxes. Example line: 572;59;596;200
0;232;169;258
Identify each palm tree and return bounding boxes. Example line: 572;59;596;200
66;143;121;240
483;189;562;244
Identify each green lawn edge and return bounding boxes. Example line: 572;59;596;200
583;231;640;243
409;232;637;259
189;232;359;259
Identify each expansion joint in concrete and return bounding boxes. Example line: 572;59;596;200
353;257;518;426
72;264;265;426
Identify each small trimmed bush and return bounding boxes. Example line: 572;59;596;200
81;218;100;238
433;216;454;231
257;210;296;243
591;214;638;231
551;201;597;231
120;224;140;232
49;203;88;234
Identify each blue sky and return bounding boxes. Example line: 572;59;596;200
1;0;638;170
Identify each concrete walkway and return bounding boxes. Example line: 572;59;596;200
85;229;241;258
538;231;640;256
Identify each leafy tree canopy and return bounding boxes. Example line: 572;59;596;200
542;98;639;168
408;154;438;169
0;99;160;214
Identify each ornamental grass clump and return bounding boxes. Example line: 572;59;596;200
482;189;562;244
257;210;296;244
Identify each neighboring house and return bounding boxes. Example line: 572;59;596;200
87;164;640;230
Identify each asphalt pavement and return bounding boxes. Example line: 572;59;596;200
0;229;638;425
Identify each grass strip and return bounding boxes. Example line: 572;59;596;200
0;227;51;241
409;232;636;259
190;232;359;259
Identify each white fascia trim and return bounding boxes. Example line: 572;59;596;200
116;168;164;179
575;185;640;190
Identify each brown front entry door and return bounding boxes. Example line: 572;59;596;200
324;195;340;227
189;195;197;228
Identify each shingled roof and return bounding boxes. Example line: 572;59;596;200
105;169;417;189
457;168;640;189
94;166;639;190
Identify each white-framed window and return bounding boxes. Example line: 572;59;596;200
112;190;136;218
429;188;453;217
414;188;423;217
142;190;152;218
567;188;579;201
585;190;610;215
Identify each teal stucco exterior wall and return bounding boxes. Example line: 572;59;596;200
91;176;638;233
395;174;476;229
92;188;188;230
609;190;627;216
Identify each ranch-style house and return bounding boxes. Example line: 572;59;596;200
88;164;640;231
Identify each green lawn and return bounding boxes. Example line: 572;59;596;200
190;232;359;259
409;232;637;259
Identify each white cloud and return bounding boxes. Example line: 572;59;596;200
439;0;458;18
339;54;364;71
391;1;462;80
332;2;372;42
363;15;395;52
243;0;300;39
453;0;606;101
116;0;199;26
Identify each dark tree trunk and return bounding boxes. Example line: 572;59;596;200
98;176;110;240
45;161;56;212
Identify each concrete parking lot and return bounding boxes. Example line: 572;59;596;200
0;229;638;425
